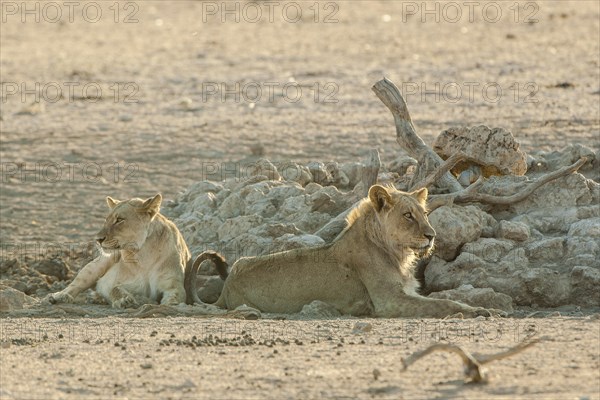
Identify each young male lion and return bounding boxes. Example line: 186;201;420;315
47;194;226;308
207;185;499;318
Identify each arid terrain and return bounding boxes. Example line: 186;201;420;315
1;1;599;399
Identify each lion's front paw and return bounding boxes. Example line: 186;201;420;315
45;291;74;305
112;293;139;309
465;306;507;318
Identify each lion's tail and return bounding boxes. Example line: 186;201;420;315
184;250;229;305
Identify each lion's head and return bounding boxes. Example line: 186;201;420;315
367;184;436;257
95;194;162;252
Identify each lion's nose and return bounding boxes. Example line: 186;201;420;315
425;233;435;243
96;236;105;244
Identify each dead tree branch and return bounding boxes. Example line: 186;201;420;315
427;157;587;211
412;152;472;191
402;338;540;383
358;149;381;197
372;78;463;193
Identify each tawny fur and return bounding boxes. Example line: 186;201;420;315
48;194;195;308
213;185;498;318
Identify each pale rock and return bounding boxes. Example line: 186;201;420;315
33;259;72;281
534;144;596;171
569;266;600;307
227;233;273;262
278;195;310;216
247;158;281;181
186;180;223;197
249;223;302;239
307;162;333;186
429;205;493;261
193;214;222;243
513;208;581;234
304;182;323;195
245;197;277;218
433;125;527;176
324;162;350;188
496;220;530;242
266;184;305;203
217;215;263;242
217;192;244;219
279;162;312;186
462;238;515;262
519;268;570;307
190;192;217;214
511;173;593;215
568;217;600;238
294;212;334;234
499;247;529;272
526;238;565;262
565;254;598;268
340;162;368;188
565;237;599;263
0;286;35;312
387;156;418;176
424;254;483;292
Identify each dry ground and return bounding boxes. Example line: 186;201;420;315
1;1;599;399
1;316;599;399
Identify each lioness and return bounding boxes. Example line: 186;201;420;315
208;185;497;318
47;194;226;308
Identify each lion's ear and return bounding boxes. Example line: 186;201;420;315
106;196;120;209
411;188;428;205
142;194;162;217
368;185;392;212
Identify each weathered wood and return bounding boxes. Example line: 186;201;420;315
411;152;470;191
427;157;587;210
402;338;541;383
358;148;381;197
372;78;463;193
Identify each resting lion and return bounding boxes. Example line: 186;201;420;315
203;185;498;318
47;194;226;308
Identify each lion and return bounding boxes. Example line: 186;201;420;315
202;185;499;318
46;194;227;308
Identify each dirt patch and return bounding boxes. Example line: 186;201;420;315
1;1;599;399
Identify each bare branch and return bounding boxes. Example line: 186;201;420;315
412;152;470;190
402;337;540;383
428;157;587;208
358;149;381;198
372;78;463;193
477;338;540;364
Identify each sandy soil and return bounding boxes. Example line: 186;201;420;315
1;316;599;399
1;1;599;399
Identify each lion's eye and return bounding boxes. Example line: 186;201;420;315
115;217;125;224
404;212;413;220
